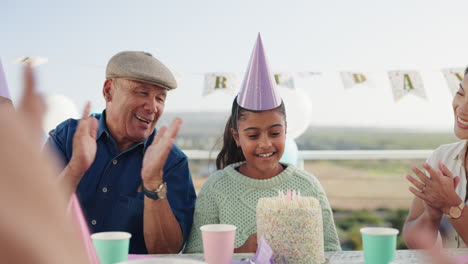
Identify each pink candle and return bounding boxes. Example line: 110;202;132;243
286;190;292;202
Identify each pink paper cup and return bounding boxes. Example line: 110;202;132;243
200;224;237;264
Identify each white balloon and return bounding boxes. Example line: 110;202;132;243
43;95;80;133
280;136;299;167
279;86;312;139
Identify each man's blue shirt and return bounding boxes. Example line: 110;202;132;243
46;111;196;254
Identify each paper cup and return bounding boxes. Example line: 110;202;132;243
360;227;399;264
200;224;236;264
91;231;131;264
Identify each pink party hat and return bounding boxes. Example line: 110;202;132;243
237;33;281;111
0;58;11;99
68;194;100;264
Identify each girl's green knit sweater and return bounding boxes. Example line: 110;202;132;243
184;162;341;253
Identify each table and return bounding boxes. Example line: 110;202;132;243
153;248;468;263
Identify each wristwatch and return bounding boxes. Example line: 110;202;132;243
143;182;167;200
445;200;465;219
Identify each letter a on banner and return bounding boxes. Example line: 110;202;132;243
340;72;368;89
388;71;426;102
203;72;239;96
441;68;465;97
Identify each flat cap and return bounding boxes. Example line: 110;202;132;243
106;51;177;90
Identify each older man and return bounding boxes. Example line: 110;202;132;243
46;51;196;254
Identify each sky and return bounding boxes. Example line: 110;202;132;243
2;0;468;132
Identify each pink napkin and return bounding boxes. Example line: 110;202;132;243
68;194;100;264
453;255;468;264
233;237;274;264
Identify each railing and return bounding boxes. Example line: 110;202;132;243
183;149;433;168
184;149;432;208
184;149;433;160
297;149;433;160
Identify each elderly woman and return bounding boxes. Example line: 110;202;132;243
403;67;468;248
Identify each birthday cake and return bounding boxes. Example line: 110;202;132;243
256;192;325;264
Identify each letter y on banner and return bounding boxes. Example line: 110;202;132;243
441;68;465;97
388;71;426;102
274;72;295;89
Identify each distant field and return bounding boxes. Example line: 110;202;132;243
162;112;458;151
177;116;458;210
190;159;425;210
304;160;421;209
296;127;457;150
180;121;452;250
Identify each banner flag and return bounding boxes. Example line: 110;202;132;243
388;71;426;102
441;68;464;97
203;72;239;96
340;72;368;89
274;72;295;89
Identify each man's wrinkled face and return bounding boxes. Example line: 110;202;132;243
104;78;167;146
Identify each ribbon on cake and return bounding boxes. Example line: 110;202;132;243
237;237;274;264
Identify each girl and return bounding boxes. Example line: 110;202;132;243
184;97;341;253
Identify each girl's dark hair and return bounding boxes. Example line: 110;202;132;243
465;67;468;75
215;97;286;170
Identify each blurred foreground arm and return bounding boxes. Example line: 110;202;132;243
0;64;89;263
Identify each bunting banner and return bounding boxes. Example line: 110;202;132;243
388;71;426;102
203;72;239;96
340;72;369;89
7;57;465;101
203;72;300;96
442;68;465;97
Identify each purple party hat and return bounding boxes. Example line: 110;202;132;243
237;33;281;111
0;58;11;99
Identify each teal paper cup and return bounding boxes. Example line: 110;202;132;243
91;231;131;264
360;227;399;264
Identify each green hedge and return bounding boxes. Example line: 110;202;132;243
334;208;409;250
